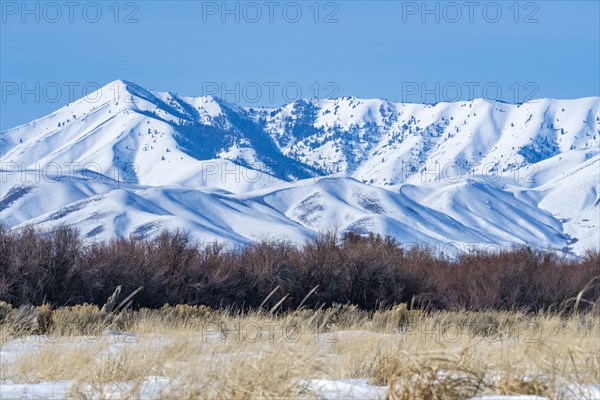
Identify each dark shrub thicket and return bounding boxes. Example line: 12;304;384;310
0;226;598;312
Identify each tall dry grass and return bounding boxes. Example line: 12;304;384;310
0;304;598;399
1;226;598;398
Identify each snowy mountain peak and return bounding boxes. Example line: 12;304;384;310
1;82;598;255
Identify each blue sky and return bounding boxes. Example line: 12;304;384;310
1;0;599;130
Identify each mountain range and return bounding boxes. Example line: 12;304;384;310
1;80;598;255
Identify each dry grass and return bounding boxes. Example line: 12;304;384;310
1;304;598;399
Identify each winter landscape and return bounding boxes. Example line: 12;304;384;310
1;1;599;399
1;80;598;255
1;80;598;400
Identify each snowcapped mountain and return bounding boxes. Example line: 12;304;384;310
1;80;598;255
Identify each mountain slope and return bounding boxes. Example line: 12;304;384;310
1;80;598;255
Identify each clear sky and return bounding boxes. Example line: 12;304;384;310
1;0;599;130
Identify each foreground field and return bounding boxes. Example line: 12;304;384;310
1;305;599;399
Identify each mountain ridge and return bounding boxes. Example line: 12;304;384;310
1;80;598;255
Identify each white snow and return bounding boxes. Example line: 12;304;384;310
1;80;598;255
299;378;387;399
1;334;598;400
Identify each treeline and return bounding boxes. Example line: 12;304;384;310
0;226;598;312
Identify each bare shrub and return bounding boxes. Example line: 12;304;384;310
0;225;598;312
